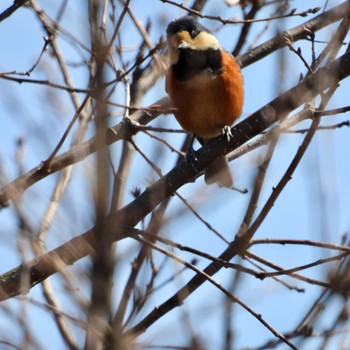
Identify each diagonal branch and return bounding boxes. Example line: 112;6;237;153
0;97;170;207
236;1;350;66
0;49;350;303
0;0;31;23
1;2;349;207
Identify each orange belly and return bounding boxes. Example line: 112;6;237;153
166;51;244;139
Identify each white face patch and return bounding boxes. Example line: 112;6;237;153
192;31;221;50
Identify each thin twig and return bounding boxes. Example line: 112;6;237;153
0;74;90;93
161;0;320;25
246;251;330;288
131;233;298;350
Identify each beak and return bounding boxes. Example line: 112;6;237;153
178;41;190;49
169;31;192;50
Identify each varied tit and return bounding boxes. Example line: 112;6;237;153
165;16;244;187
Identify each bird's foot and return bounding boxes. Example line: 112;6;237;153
221;125;233;142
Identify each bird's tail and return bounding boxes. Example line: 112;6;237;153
204;155;233;188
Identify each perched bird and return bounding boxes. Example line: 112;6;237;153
165;16;244;187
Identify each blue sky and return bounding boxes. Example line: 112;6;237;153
0;0;349;349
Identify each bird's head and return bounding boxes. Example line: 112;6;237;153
166;16;221;64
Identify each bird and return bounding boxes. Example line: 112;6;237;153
165;16;244;187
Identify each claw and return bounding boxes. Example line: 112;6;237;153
221;125;233;142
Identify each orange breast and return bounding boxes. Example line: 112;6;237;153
166;51;244;139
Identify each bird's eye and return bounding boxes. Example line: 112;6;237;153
191;30;197;38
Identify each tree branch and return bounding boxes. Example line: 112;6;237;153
1;48;350;303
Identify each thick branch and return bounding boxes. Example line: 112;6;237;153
1;2;349;207
0;98;169;207
237;1;350;66
1;49;350;302
0;0;30;22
